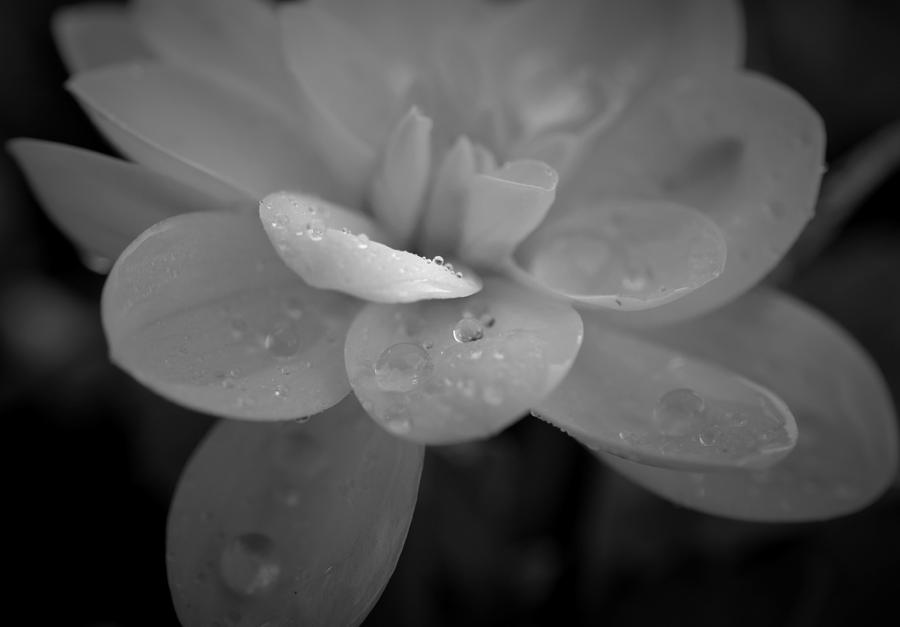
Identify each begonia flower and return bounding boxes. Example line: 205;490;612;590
9;0;897;625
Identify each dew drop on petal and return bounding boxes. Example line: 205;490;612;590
306;219;326;241
219;533;280;597
356;233;369;249
433;256;444;266
452;317;485;343
262;319;301;358
373;343;434;392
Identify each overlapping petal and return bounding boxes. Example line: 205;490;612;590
260;191;481;304
509;199;727;310
601;289;898;521
561;71;825;324
168;394;423;626
9;139;226;262
345;277;583;444
103;212;359;420
68;63;341;205
536;314;798;471
53;3;149;73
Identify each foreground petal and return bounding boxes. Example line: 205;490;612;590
9;140;223;261
602;289;898;521
458;160;558;268
53;3;149;73
103;212;359;420
167;395;423;627
564;72;825;324
509;199;727;310
536;316;797;471
68;63;339;204
345;277;583;444
260;192;481;303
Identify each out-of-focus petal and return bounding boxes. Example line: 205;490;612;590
509;199;726;310
563;72;824;324
601;289;898;521
53;3;150;73
535;315;797;471
131;0;293;108
419;136;478;257
370;108;433;246
260;191;481;304
480;0;743;146
345;277;583;444
103;212;359;420
280;3;408;151
458;160;558;268
8;139;224;262
68;63;340;205
167;394;423;627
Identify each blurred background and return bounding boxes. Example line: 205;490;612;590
2;1;899;625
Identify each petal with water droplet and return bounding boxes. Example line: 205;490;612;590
565;72;824;324
167;394;423;626
68;63;340;204
345;277;583;444
9;140;225;262
370;108;433;245
103;211;359;420
53;3;149;73
260;191;481;304
535;316;797;471
509;199;726;310
458;160;558;268
601;289;898;521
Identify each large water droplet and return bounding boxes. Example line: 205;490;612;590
219;533;280;596
452;317;485;343
373;343;434;392
263;319;301;358
652;388;707;437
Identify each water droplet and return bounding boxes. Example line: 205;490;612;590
652;388;707;437
385;416;412;435
306;219;326;241
698;427;718;447
373;343;434;392
452;317;485;343
263;320;301;358
273;385;288;399
356;233;369;249
433;255;444;266
219;533;280;596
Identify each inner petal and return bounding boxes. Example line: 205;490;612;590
260;191;481;303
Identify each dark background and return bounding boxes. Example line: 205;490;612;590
2;1;899;625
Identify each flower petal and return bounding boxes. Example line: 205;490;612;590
509;199;727;310
419;136;479;257
52;3;149;73
131;0;293;107
479;0;743;147
260;191;481;304
564;72;825;324
458;160;558;268
68;63;340;204
279;2;408;151
370;108;433;245
535;316;797;471
601;289;898;521
167;394;423;627
102;211;359;420
345;277;583;444
8;139;225;262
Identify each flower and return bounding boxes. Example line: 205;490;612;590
9;0;898;625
